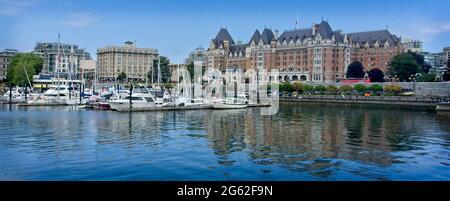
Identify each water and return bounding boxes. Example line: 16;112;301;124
0;103;449;181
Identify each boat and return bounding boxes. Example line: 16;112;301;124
25;85;79;106
109;92;164;111
1;87;27;103
212;97;248;109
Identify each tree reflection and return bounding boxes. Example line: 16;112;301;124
203;103;443;179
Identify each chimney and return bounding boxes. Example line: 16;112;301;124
274;29;279;39
312;24;319;35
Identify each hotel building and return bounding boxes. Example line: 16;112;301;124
97;41;159;82
206;21;404;83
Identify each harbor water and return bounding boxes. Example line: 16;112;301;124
0;103;449;180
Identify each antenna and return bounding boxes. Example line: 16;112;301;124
295;8;299;30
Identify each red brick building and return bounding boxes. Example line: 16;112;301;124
206;21;404;83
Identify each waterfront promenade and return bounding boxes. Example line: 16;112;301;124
281;95;448;109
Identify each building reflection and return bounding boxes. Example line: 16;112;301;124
203;103;446;179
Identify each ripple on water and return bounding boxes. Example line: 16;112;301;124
0;104;449;180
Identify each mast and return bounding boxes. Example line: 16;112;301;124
157;56;161;86
56;33;61;100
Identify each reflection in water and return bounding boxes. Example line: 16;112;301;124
0;103;449;180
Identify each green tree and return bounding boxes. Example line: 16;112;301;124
389;53;421;82
6;53;43;86
368;68;385;82
406;51;430;73
346;61;365;78
159;56;171;83
443;71;450;82
117;71;127;82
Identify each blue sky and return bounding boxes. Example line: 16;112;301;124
1;0;450;62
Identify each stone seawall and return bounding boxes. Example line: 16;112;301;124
280;95;447;110
303;82;450;97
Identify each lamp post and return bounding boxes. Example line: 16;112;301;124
411;73;422;92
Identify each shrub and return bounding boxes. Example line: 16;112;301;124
416;74;437;82
163;83;174;89
384;85;403;95
292;82;303;93
314;85;326;92
339;85;353;94
301;84;314;93
279;82;293;92
326;85;338;94
368;84;383;92
353;84;367;92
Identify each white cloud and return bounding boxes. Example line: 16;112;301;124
62;12;97;28
403;22;450;42
0;0;39;16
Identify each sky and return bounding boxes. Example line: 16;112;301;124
1;0;450;62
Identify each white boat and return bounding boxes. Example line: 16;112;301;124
109;92;164;111
213;103;247;109
1;88;26;103
212;97;248;109
26;85;79;105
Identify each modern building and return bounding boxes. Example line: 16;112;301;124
33;42;91;74
97;41;159;82
0;49;18;81
422;52;444;76
402;39;423;53
444;47;450;74
206;21;404;83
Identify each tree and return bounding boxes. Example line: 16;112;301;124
389;53;420;82
117;71;127;82
368;68;385;82
159;56;171;83
443;71;450;82
6;53;43;86
406;51;429;73
346;61;365;79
